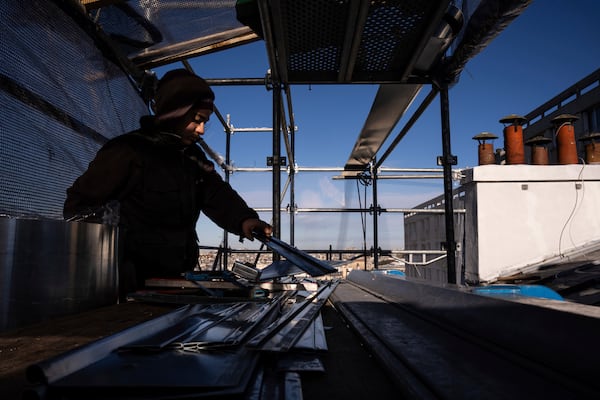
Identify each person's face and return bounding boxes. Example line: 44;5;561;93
179;109;212;146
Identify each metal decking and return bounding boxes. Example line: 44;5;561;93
332;270;600;399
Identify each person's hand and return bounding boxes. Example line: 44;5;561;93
241;218;272;240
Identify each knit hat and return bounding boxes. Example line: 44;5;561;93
153;69;214;122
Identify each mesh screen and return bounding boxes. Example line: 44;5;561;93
282;0;351;81
354;0;442;80
93;0;249;66
1;1;147;219
279;0;449;83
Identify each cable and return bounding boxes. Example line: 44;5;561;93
553;122;570;139
356;174;370;270
558;159;586;256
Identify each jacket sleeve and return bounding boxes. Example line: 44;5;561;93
197;170;259;236
63;138;140;220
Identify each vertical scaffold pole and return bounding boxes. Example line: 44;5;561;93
272;82;282;261
223;115;232;269
372;161;379;269
439;81;457;284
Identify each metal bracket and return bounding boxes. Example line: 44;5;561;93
440;240;457;251
437;155;458;166
368;204;384;216
264;69;273;91
267;156;287;166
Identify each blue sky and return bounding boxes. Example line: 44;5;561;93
158;0;600;250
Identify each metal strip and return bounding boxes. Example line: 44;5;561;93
344;84;423;171
26;305;198;384
247;282;337;351
260;297;328;352
121;303;250;350
259;260;306;281
283;372;303;400
254;233;337;276
375;87;440;169
292;312;328;351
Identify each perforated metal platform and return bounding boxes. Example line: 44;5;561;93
266;0;451;83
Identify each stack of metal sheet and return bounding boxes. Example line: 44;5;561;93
25;280;338;399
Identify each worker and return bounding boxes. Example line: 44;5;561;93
64;69;272;299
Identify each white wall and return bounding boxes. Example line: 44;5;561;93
462;164;600;282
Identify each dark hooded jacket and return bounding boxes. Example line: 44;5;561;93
64;119;258;290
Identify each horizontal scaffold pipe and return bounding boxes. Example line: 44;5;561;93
197;247;383;256
379;167;446;173
375;174;444;179
205;78;267;86
387;208;466;214
294;208;466;214
250;207;465;214
229;166;343;173
227;166;464;179
231;167;273;173
228;166;458;172
332;172;463;180
296;167;345;172
391;250;447;255
230;127;273;132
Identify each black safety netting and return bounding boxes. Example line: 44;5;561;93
0;1;148;219
94;0;252;67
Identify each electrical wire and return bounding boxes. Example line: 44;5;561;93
356;171;371;270
558;159;586;256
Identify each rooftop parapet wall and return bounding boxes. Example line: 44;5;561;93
461;164;600;282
